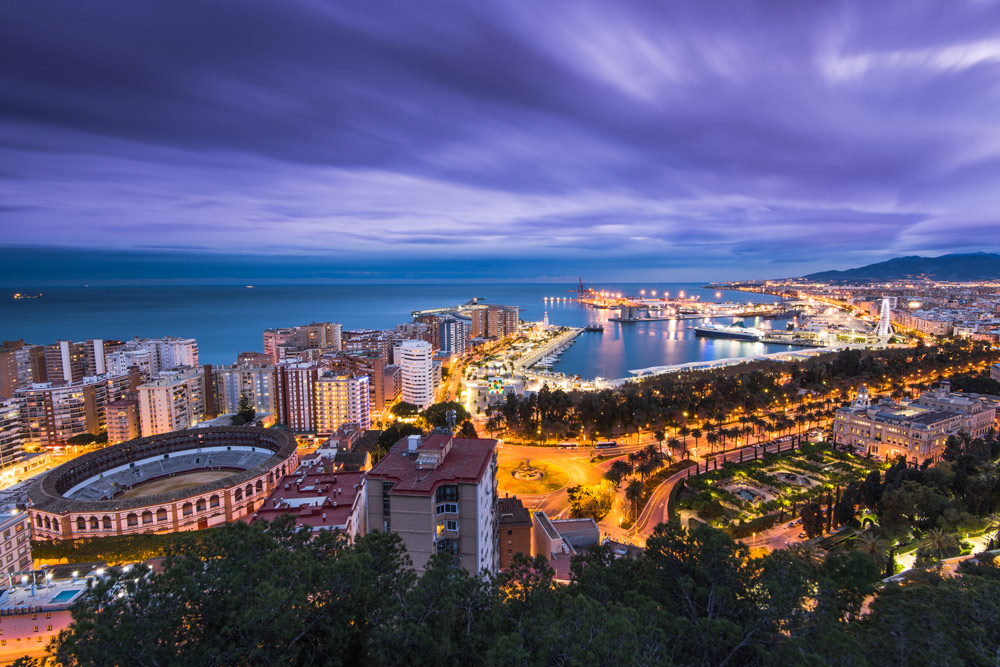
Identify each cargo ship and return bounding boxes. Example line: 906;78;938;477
693;322;764;341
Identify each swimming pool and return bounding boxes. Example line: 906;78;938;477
50;589;82;604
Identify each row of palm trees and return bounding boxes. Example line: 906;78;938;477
667;401;838;456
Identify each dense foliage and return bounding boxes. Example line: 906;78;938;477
47;516;1000;666
32;527;225;564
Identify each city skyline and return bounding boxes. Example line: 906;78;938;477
3;1;1000;283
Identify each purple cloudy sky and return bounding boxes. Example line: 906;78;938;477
1;0;999;283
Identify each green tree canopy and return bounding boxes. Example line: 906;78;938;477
420;401;471;430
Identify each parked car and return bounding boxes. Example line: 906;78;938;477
798;531;808;539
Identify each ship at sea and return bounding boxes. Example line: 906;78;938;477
12;293;42;300
693;322;764;341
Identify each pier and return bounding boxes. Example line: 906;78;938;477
514;327;584;371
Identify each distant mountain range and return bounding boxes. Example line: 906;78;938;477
803;252;1000;281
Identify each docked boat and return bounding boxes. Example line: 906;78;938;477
693;322;764;341
583;325;604;332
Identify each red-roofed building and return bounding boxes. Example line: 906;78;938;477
365;433;498;573
251;458;366;540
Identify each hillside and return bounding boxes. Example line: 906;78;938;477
804;252;1000;281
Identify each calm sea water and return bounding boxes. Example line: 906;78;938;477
0;283;793;380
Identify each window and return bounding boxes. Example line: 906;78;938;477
196;499;206;512
436;539;459;555
89;517;99;530
76;517;86;531
182;503;193;516
446;520;458;532
157;509;168;522
436;503;458;515
382;481;394;517
141;511;153;525
103;516;112;531
507;530;512;535
435;485;459;502
209;495;220;508
234;489;243;501
126;514;138;527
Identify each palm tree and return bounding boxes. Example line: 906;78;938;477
625;479;644;520
691;428;702;453
706;430;719;454
667;438;681;459
921;528;960;561
654;430;665;454
854;531;890;572
726;427;740;451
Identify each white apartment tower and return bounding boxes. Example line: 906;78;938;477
396;339;434;409
137;368;205;436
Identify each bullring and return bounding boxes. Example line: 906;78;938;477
28;426;297;540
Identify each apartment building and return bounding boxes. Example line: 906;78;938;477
439;316;468;355
105;337;198;376
0;348;18;398
0;399;24;472
498;495;532;569
314;373;371;434
264;322;342;363
105;397;140;444
0;509;32;575
273;361;321;432
137;368;205;436
44;339;109;384
251;462;366;540
395;339;434;410
105;347;155;378
15;371;137;447
365;433;498;573
209;363;275;416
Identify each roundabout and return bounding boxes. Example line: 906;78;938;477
497;459;570;495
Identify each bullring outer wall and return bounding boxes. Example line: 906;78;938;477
28;427;298;541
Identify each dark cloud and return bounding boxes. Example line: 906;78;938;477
1;0;999;281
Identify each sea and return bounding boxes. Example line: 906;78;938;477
0;283;797;381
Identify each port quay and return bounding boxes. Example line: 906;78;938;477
502;280;890;389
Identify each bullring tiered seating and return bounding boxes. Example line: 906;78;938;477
63;450;273;501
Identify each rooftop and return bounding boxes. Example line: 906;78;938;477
251;463;365;533
0;567;106;614
367;433;496;496
498;496;531;527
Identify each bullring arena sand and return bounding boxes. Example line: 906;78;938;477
116;470;235;499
